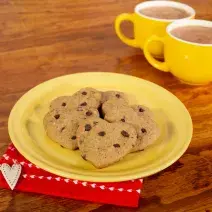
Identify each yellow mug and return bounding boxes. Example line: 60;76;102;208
115;1;195;58
144;20;212;85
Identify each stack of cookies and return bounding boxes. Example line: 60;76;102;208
43;87;160;168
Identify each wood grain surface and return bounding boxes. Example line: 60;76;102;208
0;0;212;211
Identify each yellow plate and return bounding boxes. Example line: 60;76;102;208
8;72;192;182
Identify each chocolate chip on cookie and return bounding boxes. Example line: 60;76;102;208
85;124;92;131
141;128;147;133
71;135;77;140
139;107;144;112
98;131;106;136
82;91;87;95
121;118;125;122
80;102;87;106
86;111;93;116
54;114;60;119
113;144;120;148
121;130;129;137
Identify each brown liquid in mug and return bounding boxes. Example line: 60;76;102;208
171;26;212;44
139;6;190;19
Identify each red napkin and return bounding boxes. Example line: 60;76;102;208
0;144;143;207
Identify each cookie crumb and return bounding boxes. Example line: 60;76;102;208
121;130;129;137
113;144;120;148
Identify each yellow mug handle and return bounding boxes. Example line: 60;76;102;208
144;35;169;72
115;13;138;48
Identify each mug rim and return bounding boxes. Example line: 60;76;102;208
167;19;212;47
134;1;195;23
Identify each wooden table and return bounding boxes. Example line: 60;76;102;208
0;0;211;211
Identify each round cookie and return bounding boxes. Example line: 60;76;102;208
43;107;99;150
101;91;129;104
50;87;102;110
102;101;160;151
77;118;137;168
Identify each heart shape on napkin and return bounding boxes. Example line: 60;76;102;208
0;144;143;207
0;163;22;190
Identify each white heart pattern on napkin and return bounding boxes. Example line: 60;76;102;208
0;163;22;190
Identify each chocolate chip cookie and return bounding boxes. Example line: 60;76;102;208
43;107;99;150
44;86;160;168
77;118;137;168
50;87;102;110
102;101;159;151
